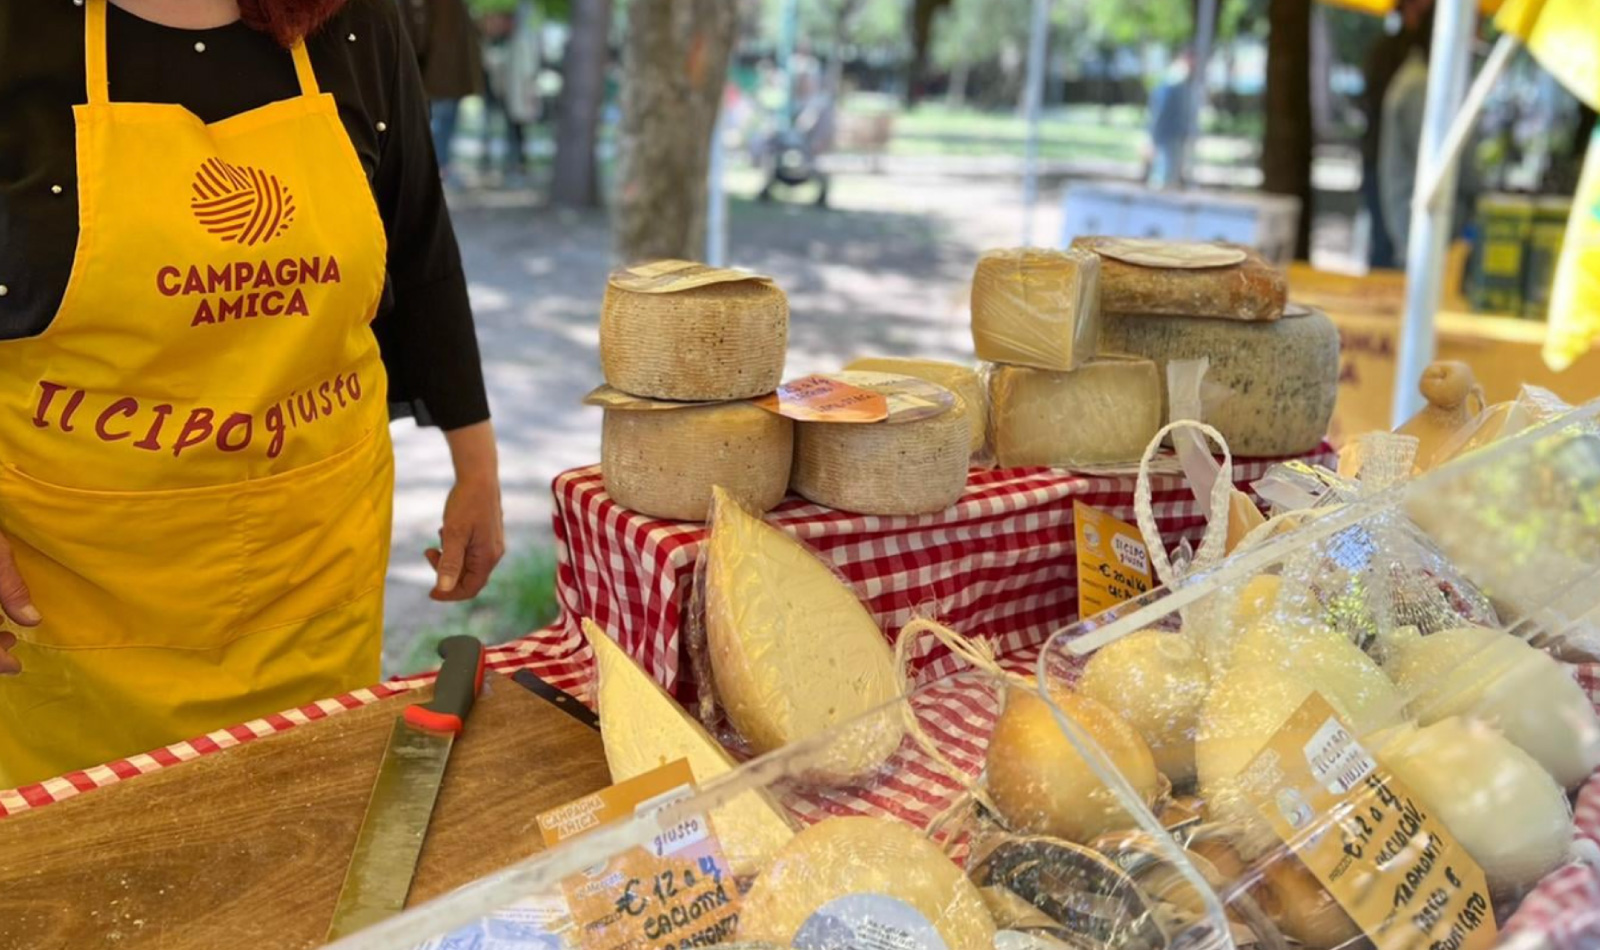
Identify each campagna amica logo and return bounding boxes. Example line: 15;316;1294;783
189;157;296;246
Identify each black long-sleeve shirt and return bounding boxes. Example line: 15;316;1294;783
0;0;489;429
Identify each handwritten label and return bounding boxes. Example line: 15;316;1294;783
1073;502;1154;619
1242;694;1497;950
538;760;741;950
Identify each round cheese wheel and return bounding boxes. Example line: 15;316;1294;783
791;397;969;516
1098;308;1339;457
1077;630;1208;787
739;817;997;950
844;357;988;455
600;279;788;401
986;688;1161;843
601;402;793;521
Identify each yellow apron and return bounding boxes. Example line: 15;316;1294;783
0;0;393;788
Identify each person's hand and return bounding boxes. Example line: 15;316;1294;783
0;528;41;675
426;421;505;601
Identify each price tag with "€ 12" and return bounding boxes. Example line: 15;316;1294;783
537;759;741;950
1073;501;1154;619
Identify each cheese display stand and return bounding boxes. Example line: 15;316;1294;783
318;400;1600;950
6;243;1600;950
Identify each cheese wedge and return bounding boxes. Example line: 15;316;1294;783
705;487;905;781
582;618;796;873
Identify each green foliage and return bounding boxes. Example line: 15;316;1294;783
466;0;571;19
400;544;562;675
758;0;908;52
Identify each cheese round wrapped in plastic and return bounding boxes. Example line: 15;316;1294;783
970;247;1101;371
600;277;788;401
705;487;904;781
739;817;997;950
601;402;793;521
1384;625;1600;789
986;687;1161;842
1077;630;1208;787
844;357;987;455
1379;718;1573;897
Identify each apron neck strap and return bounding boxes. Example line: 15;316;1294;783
83;0;323;105
84;0;110;106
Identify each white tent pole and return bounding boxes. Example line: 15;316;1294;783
1021;0;1051;245
1186;0;1219;184
1393;0;1478;425
1417;31;1520;213
706;100;728;267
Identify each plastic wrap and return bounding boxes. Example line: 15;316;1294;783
970;247;1101;372
984;357;1162;469
698;487;905;782
324;403;1600;950
1071;237;1287;322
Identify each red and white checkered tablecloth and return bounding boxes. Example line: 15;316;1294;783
548;451;1339;698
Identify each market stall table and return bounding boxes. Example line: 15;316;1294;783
0;673;611;950
546;454;1338;696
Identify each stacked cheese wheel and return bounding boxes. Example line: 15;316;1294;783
595;264;792;521
970;240;1340;468
971;247;1164;467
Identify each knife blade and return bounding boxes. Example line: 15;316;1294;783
510;669;598;730
325;635;486;941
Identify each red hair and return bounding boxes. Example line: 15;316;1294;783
238;0;350;48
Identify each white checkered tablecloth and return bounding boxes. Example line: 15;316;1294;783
3;449;1597;947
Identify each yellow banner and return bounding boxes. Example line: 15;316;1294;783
1544;131;1600;371
1496;0;1600;109
1317;0;1503;15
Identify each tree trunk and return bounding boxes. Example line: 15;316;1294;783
906;0;950;107
549;0;610;208
613;0;739;263
1263;0;1315;260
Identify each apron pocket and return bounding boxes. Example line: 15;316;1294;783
230;425;393;637
0;462;252;650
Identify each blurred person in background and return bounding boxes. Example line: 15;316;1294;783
478;3;540;186
1146;48;1194;190
399;0;482;185
1361;16;1420;269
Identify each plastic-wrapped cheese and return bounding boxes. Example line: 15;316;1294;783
705;488;904;780
1380;718;1573;897
791;378;970;516
600;277;788;401
986;687;1161;842
987;357;1161;468
1098;308;1339;456
740;817;997;950
601;402;793;521
582;619;796;875
1077;630;1208;786
844;357;987;455
970;247;1101;371
1384;626;1600;789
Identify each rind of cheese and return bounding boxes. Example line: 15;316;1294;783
844;357;987;454
1098;309;1339;457
602;402;793;522
1077;630;1208;786
970;247;1100;371
705;488;904;780
791;396;969;516
581;619;796;874
987;357;1161;468
1073;237;1286;322
739;817;998;950
600;279;788;401
985;687;1161;842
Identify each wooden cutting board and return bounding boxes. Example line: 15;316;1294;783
0;672;611;950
